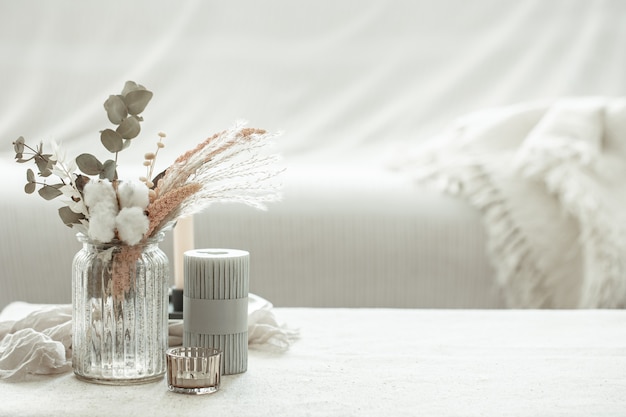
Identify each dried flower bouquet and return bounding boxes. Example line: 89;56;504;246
13;81;283;247
13;81;282;297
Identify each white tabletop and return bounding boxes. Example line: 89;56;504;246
0;308;624;417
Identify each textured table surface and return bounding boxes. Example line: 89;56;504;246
0;308;624;417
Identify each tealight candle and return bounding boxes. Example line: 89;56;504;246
166;347;221;395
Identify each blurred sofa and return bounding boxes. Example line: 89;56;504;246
1;0;625;310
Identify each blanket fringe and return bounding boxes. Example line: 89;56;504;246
522;160;626;308
401;97;626;308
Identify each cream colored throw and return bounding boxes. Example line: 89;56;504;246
399;97;626;308
0;295;298;381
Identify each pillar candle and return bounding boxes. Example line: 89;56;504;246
183;248;249;375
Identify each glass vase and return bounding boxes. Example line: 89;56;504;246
72;232;169;384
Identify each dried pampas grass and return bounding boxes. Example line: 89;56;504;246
145;122;283;238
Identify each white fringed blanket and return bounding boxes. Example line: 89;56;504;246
398;97;626;308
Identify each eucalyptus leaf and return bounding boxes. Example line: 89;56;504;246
100;159;117;181
101;129;124;152
76;153;103;175
24;182;36;194
26;168;35;183
121;81;142;96
13;136;25;154
38;184;64;200
74;174;89;192
103;95;128;125
116;116;141;139
59;206;85;227
44;153;56;171
35;154;52;177
124;89;153;115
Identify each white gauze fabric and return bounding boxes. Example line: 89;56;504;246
0;294;298;381
396;97;626;308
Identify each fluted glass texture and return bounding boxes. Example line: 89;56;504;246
72;233;169;384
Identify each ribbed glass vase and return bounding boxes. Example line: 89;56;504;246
72;232;169;384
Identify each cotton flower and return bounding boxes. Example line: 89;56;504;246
116;207;149;245
83;180;117;209
87;205;117;243
117;180;150;209
84;180;119;243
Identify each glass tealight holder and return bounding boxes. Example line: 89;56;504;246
166;347;221;395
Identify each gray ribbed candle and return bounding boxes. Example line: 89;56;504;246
183;249;249;375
